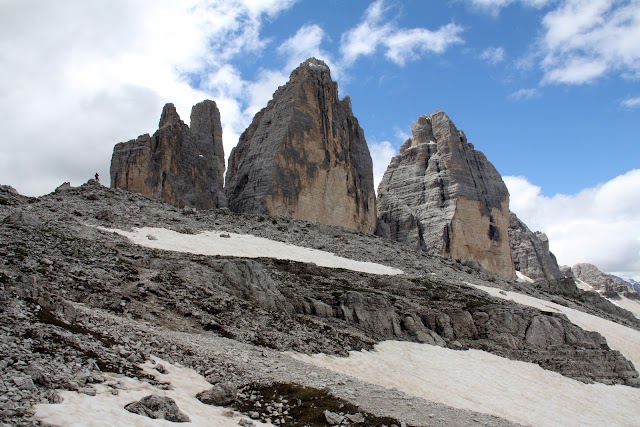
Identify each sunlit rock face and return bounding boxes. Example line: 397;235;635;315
377;111;515;280
225;58;377;233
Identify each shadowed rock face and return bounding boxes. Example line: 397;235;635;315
225;58;377;233
110;100;226;209
509;212;563;281
377;111;515;280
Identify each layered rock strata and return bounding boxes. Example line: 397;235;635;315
572;263;633;293
377;112;515;279
110;100;226;209
509;212;563;281
225;58;376;233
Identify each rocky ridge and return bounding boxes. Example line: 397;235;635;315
377;112;515;280
225;58;377;234
2;181;640;426
509;212;563;282
572;263;637;294
110;100;226;210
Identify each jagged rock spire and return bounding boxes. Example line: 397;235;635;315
110;100;226;209
225;58;377;233
377;111;515;279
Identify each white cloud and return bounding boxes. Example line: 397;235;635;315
466;0;554;15
278;24;328;71
384;24;465;66
369;140;397;193
340;0;463;66
621;96;640;108
244;23;341;120
539;0;640;85
509;87;540;100
480;46;506;64
0;0;296;196
505;170;640;280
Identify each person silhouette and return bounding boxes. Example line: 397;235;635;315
95;173;99;182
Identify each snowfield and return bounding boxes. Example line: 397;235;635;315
290;283;640;426
609;295;640;319
290;341;640;427
34;357;273;427
78;227;640;426
100;226;403;276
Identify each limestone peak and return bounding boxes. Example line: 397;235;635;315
159;103;182;128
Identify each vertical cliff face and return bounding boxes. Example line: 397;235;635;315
110;100;226;209
377;111;515;279
509;212;563;281
225;58;377;233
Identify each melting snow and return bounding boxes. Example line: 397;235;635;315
609;295;640;319
289;341;640;427
575;278;594;291
100;227;403;276
290;284;640;426
515;271;534;283
34;357;272;427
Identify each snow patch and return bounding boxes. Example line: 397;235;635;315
99;227;403;276
574;278;594;291
289;341;640;427
515;271;534;283
34;357;272;427
608;295;640;319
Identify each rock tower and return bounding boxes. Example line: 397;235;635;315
110;100;226;209
225;58;377;233
377;111;515;279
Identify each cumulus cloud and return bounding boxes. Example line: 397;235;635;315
539;0;640;85
368;140;397;193
245;23;340;119
480;46;506;64
509;87;540;100
340;0;463;66
466;0;553;15
621;96;640;108
0;0;296;196
505;170;640;280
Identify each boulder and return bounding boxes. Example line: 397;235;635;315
377;111;515;279
124;395;190;422
225;58;377;233
110;100;226;209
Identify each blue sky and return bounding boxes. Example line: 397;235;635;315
0;0;638;278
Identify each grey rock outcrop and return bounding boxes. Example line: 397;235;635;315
225;58;376;233
110;100;226;209
572;263;631;293
125;395;190;422
509;212;562;281
377;112;515;279
0;184;29;206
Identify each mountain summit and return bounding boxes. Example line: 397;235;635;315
225;58;377;233
377;111;515;280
